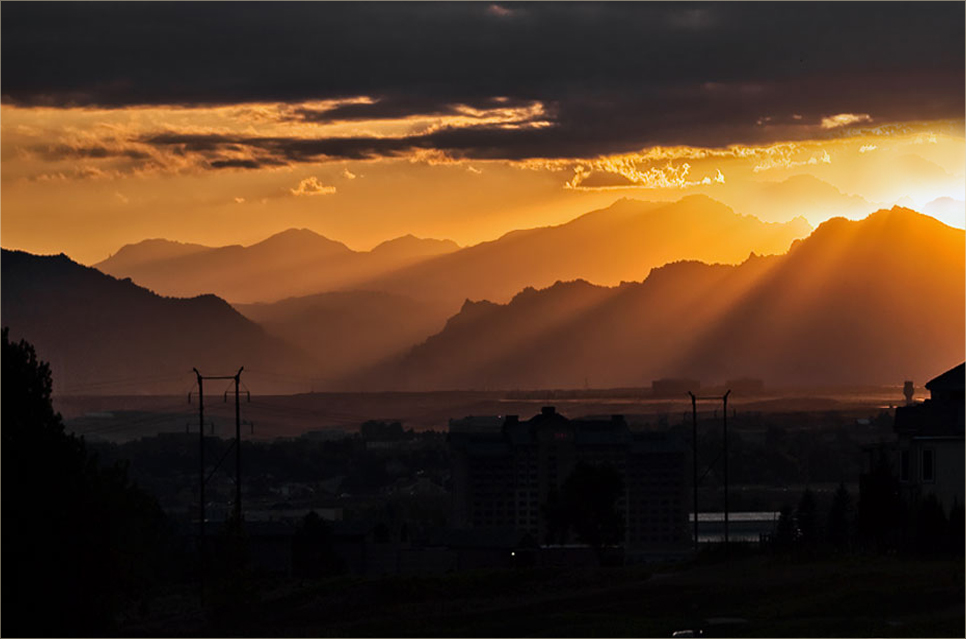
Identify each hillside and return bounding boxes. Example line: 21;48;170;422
1;249;318;394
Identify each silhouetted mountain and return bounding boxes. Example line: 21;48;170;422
236;290;451;387
95;197;805;310
357;195;811;310
1;249;318;394
95;229;460;304
370;234;460;259
99;238;213;272
369;207;963;389
752;174;875;220
923;196;965;222
697;174;881;228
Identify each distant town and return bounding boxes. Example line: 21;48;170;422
71;366;962;579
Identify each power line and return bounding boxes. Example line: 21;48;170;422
67;404;192;436
689;390;732;552
191;366;245;608
56;372;192;393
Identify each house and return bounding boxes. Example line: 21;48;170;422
892;362;965;514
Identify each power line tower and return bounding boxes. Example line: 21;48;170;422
189;366;246;606
688;389;731;551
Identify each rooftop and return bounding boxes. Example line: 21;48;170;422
925;362;965;392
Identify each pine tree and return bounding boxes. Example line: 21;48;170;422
826;482;853;552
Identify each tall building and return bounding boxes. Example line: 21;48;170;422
449;406;690;561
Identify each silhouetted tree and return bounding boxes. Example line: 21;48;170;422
2;328;170;636
947;500;964;556
772;504;797;552
294;511;346;579
913;494;948;554
560;462;625;554
373;521;393;544
857;449;901;552
795;488;820;548
826;482;854;552
207;513;259;631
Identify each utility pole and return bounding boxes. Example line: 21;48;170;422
191;366;245;608
234;367;243;522
193;368;205;606
723;390;731;546
689;391;699;551
688;389;732;552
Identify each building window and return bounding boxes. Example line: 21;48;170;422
899;449;909;482
921;449;935;483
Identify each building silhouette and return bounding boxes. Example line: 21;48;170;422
893;362;965;514
449;406;690;561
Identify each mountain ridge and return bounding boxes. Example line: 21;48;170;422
1;249;317;394
94;229;462;304
360;206;963;390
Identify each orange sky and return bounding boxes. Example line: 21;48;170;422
1;102;963;265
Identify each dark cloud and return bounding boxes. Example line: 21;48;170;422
4;2;962;157
208;159;262;170
289;95;543;124
34;143;153;162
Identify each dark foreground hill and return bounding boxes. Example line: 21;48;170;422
368;207;964;389
1;249;318;394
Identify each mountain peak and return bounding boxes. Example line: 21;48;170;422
263;227;319;239
371;234;460;258
96;237;213;270
257;227;327;244
793;205;962;259
251;228;351;253
678;193;728;206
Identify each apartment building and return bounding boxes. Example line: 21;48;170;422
449;406;690;560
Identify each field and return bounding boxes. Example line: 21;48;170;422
125;553;964;637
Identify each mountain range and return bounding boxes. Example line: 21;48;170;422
362;207;964;390
97;196;811;311
88;196;814;387
718;174;877;224
95;229;461;304
4;197;961;394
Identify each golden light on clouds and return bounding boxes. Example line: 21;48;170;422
821;113;874;129
290;176;336;197
1;95;963;265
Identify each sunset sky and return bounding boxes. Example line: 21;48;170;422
2;2;963;265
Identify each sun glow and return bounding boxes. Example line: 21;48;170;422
2;97;963;264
